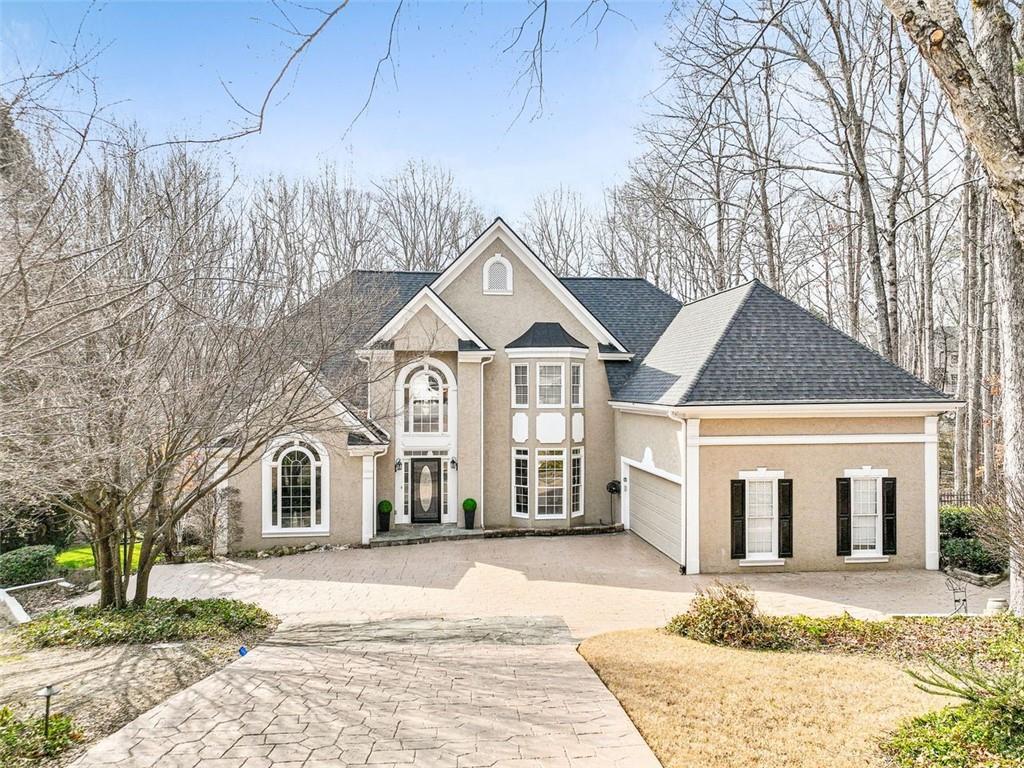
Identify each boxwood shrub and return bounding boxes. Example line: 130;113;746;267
938;506;1007;575
0;545;57;587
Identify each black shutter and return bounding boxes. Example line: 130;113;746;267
778;479;793;559
882;477;897;555
836;478;852;556
730;479;746;559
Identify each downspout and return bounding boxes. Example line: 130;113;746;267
668;410;688;575
478;354;494;529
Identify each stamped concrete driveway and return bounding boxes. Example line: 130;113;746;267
71;533;1008;768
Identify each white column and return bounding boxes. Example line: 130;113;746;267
685;418;701;574
362;455;375;545
924;415;939;570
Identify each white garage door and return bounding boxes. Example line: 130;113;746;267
628;467;682;564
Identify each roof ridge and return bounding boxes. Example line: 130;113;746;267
681;279;757;309
677;282;758;404
747;281;950;400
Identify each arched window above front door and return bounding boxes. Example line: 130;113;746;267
403;366;450;433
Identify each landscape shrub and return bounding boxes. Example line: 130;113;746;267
666;581;796;650
941;537;1007;575
938;506;1007;575
17;597;276;648
0;545;56;587
0;706;82;766
883;660;1024;767
940;507;977;540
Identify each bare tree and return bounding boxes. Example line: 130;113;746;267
373;160;486;271
521;186;591;276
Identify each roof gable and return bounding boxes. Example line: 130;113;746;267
366;286;491;350
429;218;628;352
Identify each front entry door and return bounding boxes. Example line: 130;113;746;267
410;458;442;524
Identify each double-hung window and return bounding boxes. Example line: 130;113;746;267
851;476;883;555
732;468;788;563
512;363;529;408
513;448;530;518
537;364;564;408
536;448;566;518
570;363;584;407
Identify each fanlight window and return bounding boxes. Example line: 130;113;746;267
270;441;324;529
404;367;450;433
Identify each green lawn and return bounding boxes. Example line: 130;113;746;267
56;544;148;572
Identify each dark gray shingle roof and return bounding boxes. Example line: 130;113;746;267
507;322;587;349
616;279;951;406
561;278;683;395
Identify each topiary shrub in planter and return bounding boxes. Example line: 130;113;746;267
462;498;477;529
377;500;393;534
0;545;57;587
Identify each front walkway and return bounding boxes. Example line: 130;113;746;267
70;533;1009;767
74;617;659;768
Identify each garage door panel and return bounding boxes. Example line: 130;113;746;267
629;468;682;564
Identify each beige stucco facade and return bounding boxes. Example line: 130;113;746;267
226;429;372;552
221;220;945;576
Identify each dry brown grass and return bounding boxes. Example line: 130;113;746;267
579;628;941;768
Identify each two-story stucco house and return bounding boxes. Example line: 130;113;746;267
222;218;955;574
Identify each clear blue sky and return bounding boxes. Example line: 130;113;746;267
2;1;672;217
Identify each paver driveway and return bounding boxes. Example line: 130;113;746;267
70;533;1008;767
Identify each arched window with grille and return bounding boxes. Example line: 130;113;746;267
403;366;449;433
262;437;330;534
482;254;513;294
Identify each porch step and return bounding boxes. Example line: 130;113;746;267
368;523;624;548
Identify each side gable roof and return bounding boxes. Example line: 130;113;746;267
615;279;952;407
429;218;629;352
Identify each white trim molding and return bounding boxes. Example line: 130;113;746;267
684;418;701;573
506;348;588;360
609;400;957;419
482;253;513;295
429;218;628;352
697;433;935;446
924;415;939;570
368;286;489;350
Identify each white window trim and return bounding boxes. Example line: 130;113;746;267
570;362;584;408
512;448;530;519
738;468;784;561
536;363;564;409
261;435;331;537
535;448;567;519
844;466;887;560
570;446;585;518
511;362;529;409
482;253;513;295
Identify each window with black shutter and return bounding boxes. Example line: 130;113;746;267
882;477;897;555
836;477;852;556
730;479;746;559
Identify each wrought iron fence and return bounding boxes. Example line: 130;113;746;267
939;491;973;507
